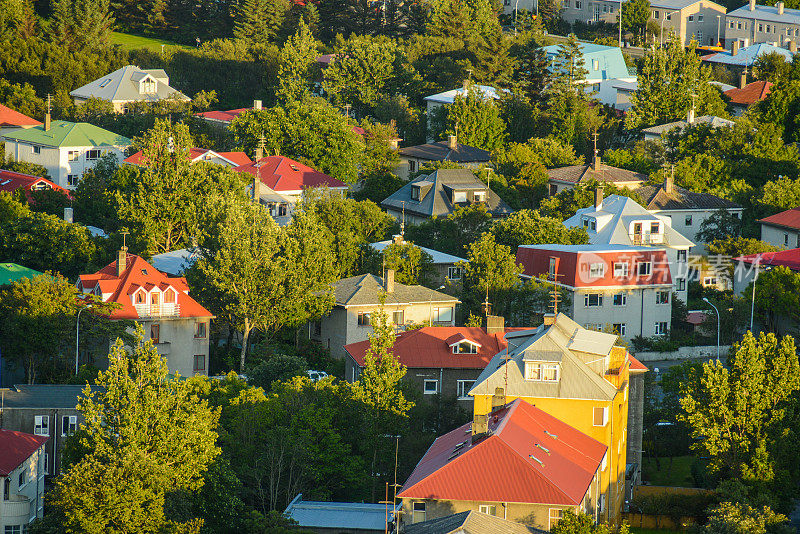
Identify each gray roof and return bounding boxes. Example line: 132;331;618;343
381;169;513;219
728;3;800;24
404;511;546;534
151;247;201;276
399;141;491;163
0;385;101;409
69;65;190;103
650;0;711;9
370;240;467;265
284;496;398;531
470;314;620;401
547;161;647;185
637;183;742;211
334;274;459;307
642;115;734;136
563;194;695;248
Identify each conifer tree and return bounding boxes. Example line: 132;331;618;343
233;0;290;46
276;19;319;102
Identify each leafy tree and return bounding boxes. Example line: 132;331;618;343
680;331;800;503
233;0;290;46
602;140;666;175
621;0;650;33
695;208;743;243
426;0;500;41
323;36;397;112
491;209;589;249
357;120;401;177
371;240;436;285
748;266;800;333
701;502;791;534
404;202;494;256
513;40;552;104
0;78;44;118
549;510;627;534
247;354;308;391
752;52;791;83
276;19;318;102
50;0;113;52
45;327;221;533
429;83;507;152
459;232;523;308
754;176;800;219
492;137;581;174
706;237;779;259
545;91;605;151
538;180;643;220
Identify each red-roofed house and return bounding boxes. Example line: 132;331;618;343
234;155;348;199
76;248;213;376
344;318;526;406
516;244;674;339
724;80;773;116
733;248;800;295
759;207;800;249
124;147;251;168
0;429;47;531
0;169;70;201
195;100;262;127
0;103;41;130
397;399;606;531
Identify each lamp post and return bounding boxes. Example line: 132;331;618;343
716;15;721;46
618;0;623;47
514;0;520;35
702;297;720;359
429;285;446;326
75;304;93;375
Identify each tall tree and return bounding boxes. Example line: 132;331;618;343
621;0;650;33
276;19;318;102
549;34;589;96
513;42;552;104
491;209;589;249
429;83;507;152
749;266;800;333
50;0;113;51
44;327;220;533
233;0;290;46
322;36;397;113
459;232;523;308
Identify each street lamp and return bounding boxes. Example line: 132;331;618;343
75;304;93;375
618;0;623;48
514;0;520;35
429;285;446;326
702;297;720;360
716;15;721;46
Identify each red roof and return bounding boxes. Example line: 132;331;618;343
234;156;347;193
759;207;800;231
735;248;800;271
345;326;527;369
0;103;41;128
686;311;708;326
194;108;251;124
77;253;212;320
516;246;673;288
628;354;648;372
397;400;606;505
724;80;773;106
0;170;70;201
124;148;251;168
0;429;48;476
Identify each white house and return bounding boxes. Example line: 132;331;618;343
70;65;190;113
0;429;47;532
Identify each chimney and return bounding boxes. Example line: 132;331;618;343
592;150;601;171
385;269;395;293
594;186;604;209
485;315;505;334
392;234;404;245
463;78;470;92
687;107;695;124
117;246;128;277
778;1;784;14
790;40;797;53
749;0;755;10
732;40;740;55
253;99;262;110
471;413;488;438
252;174;261;203
491;387;506;410
63;207;73;223
44;93;51;132
448;134;458;150
543;313;556;326
388;138;400;150
664;168;674;195
740;70;747;89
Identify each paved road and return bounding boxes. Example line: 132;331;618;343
544;33;647;58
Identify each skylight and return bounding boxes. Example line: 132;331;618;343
0;180;11;185
99;79;111;88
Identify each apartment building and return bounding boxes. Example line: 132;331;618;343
0;430;47;532
725;0;800;47
649;0;727;46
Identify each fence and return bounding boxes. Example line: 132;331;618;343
633;346;732;362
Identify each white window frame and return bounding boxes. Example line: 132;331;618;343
612;323;626;336
85;149;101;161
474;191;486;202
447;266;462;281
357;312;372;327
457;380;475;399
31;145;41;155
549;508;564;530
613;262;629;277
67;174;80;187
703;276;717;286
479;504;497;515
654;321;669;335
34;415;49;436
589;263;604;278
452;191;467;203
612;293;626;306
452;341;478;354
61;415;77;436
525;361;560;382
67;150;79;161
677;278;686;291
656;291;670;305
684;214;693;226
432;307;453;324
637;262;652;276
423;379;439;395
584;293;603;307
412;502;426;523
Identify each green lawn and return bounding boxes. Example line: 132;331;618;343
641;455;695;487
109;31;190;52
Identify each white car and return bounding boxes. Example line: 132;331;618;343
307;370;329;382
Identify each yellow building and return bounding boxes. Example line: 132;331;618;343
470;313;646;525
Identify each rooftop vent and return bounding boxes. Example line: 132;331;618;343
529;455;544;466
535;443;550;454
544;430;558;440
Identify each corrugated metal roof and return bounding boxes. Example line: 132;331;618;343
0;384;102;409
284;496;398;531
70;65;190;103
758;207;800;230
333;274;459;307
0;430;47;476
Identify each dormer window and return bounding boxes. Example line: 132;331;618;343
525;361;560;382
135;290;146;304
582;217;596;231
452;341;479;354
411;186;420;201
141;78;156;94
650;222;660;234
474;191;486;202
164;289;176;303
452;191;467;203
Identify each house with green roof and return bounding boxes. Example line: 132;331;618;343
1;119;130;189
0;263;44;286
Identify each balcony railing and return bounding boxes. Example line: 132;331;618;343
3;497;31;520
134;303;180;318
631;233;668;246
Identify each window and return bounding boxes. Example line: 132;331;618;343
541;363;558;381
452;191;467;203
194;321;207;338
656;291;670;305
677;250;687;262
592;59;600;71
598;493;606;512
584;323;602;331
549;257;558;277
677;278;686;291
759;23;763;32
141;78;156;93
164;290;176;303
3;478;9;500
453;342;477;354
313;321;322;336
549;184;558;196
593;406;609;426
766;24;771;33
67;150;79;161
85;149;101;160
31;145;41;155
575;0;581;8
637;262;651;276
654;321;668;335
589;263;604;278
193;354;205;372
5;526;21;534
135;291;145;304
34;415;49;436
549;508;564;529
613;262;629;277
785;233;790;246
432;307;453;324
666;12;671;19
61;415;77;436
43;452;49;475
357;312;372;326
18;468;26;488
729;20;734;28
150;324;160;344
410;185;420;200
423;379;438;395
392;310;404;325
688;14;693;21
612;323;626;336
653;10;659;18
684;214;693;226
698;14;703;21
697;30;703;41
612;293;627;306
525;361;559;381
739;21;743;29
584;293;603;307
703;276;717;286
650;222;660;234
447;266;462;281
412;502;426;523
67;174;80;187
474;191;486;202
457;380;475;399
479;505;497;515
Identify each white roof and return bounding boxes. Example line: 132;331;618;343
151;248;201;276
70;65;190;103
371;240;468;265
423;85;508;105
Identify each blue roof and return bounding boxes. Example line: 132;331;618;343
541;42;631;82
728;3;800;24
701;43;794;67
285;495;399;531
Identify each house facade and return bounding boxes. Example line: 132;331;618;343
0;429;47;531
76;249;213;377
0;119;130;189
469;314;648;526
758;207;800;248
724;79;773;116
732;248;800;295
396;136;491;180
0;170;69;202
725;0;800;47
516;244;674;339
547;156;647;197
649;0;728;46
69;65;190;113
310;272;459;360
398;399;607;532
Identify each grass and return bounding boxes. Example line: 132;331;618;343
109;31;190;53
642;455;695;487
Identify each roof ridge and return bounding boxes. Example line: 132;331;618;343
110;65;130;101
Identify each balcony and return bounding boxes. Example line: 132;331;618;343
134;303;180;318
631;233;667;246
2;497;31;521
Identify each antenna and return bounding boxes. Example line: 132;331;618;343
120;229;130;252
550;272;562;316
343;104;351;118
400;201;405;237
593;131;599;158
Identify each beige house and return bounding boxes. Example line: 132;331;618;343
725;0;800;47
547;155;647;197
309;272;459;360
70;65;190;113
0;429;47;532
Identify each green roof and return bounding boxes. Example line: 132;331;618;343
1;120;131;148
0;263;44;285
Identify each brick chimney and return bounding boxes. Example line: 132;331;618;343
594;186;604;209
543;312;556;326
491;387;506;410
665;167;674;195
749;0;755;10
252;174;261;203
385;269;395;293
448;134;458;150
592;150;601;171
117;246;128;277
687;106;695;124
740;70;747;89
485;315;505;334
790;40;797;53
732;40;740;55
778;1;785;14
